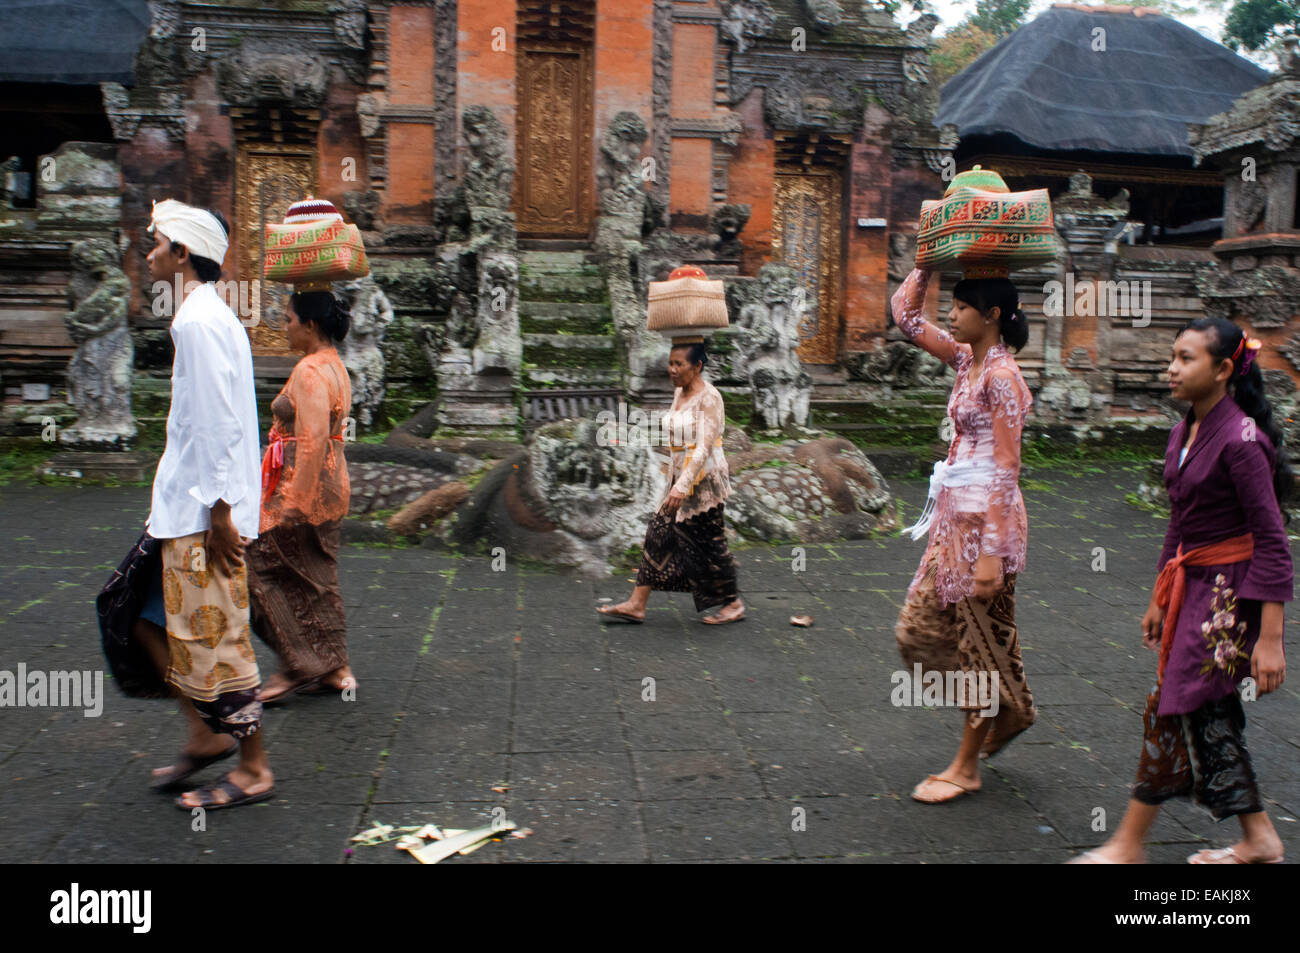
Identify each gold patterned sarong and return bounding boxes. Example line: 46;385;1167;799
160;531;260;702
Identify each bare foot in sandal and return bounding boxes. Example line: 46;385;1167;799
177;763;273;810
598;600;645;622
702;599;745;624
911;772;980;803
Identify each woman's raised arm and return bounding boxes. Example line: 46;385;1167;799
890;267;966;369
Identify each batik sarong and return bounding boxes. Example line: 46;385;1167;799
246;520;348;681
1132;685;1261;820
895;543;1036;753
635;503;739;613
160;530;261;704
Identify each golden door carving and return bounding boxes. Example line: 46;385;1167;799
773;171;843;364
517;47;592;236
235;147;315;354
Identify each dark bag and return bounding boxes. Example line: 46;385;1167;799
96;531;168;698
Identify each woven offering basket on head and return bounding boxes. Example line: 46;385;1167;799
916;165;1057;278
263;197;370;292
647;265;729;341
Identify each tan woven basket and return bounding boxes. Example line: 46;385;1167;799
646;277;729;333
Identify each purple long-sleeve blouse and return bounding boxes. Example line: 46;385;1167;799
1156;394;1294;716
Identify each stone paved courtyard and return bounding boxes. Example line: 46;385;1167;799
1;465;1297;864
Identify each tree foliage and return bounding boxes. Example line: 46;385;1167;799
930;22;1001;88
1224;0;1300;51
968;0;1032;37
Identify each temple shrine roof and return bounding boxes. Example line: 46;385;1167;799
936;3;1270;157
0;0;150;85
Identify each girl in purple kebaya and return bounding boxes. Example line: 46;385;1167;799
1076;318;1293;864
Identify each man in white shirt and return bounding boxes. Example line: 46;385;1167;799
132;199;274;810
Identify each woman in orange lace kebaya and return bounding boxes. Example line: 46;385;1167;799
890;264;1038;804
248;290;355;702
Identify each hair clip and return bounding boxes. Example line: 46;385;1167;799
1238;337;1262;376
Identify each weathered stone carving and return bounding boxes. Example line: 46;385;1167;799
1196;265;1300;329
729;264;813;429
332;0;368;50
594;112;664;398
61;239;136;448
340;189;382;232
845;341;952;388
804;0;844;32
335;275;394;427
218;44;329;108
711;203;751;257
763;67;866;132
719;0;776;53
473;253;521;376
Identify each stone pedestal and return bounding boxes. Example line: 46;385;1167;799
39;451;157;483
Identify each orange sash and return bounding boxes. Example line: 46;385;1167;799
261;431;344;505
1154;533;1253;679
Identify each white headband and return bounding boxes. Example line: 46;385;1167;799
148;199;229;265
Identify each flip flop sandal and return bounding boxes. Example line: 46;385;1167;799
597;607;644;624
1188;846;1284;865
910;774;976;804
175;774;275;811
150;741;239;792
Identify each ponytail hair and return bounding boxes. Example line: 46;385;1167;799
951;277;1030;352
1177;316;1293;513
291;290;351;342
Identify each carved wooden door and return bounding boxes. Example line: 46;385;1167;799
516;45;593;237
773;170;843;364
235;147;315;354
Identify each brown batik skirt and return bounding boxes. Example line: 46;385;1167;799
1131;685;1262;820
635;504;739;613
246;520;349;682
895;546;1036;754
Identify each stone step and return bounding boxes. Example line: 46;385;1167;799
519;252;601;272
518;300;609;319
522;333;613;350
520;308;611;336
518;238;594;253
523;367;623;388
519;276;606;301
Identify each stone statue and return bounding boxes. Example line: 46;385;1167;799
61;238;136;447
335;275;395;427
472;252;521;376
594;112;663;397
597;111;650;220
731;264;813;429
804;0;844;32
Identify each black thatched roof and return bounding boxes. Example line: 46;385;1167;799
937;4;1270;157
0;0;150;85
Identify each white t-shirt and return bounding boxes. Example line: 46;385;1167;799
146;283;262;540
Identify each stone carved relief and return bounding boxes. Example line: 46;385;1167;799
729;264;814;429
712;203;752;258
1196;265;1300;329
804;0;844;32
335;276;394;427
332;0;368;50
763;68;866;132
61;239;136;447
719;0;777;53
218;44;329;108
845;341;952;388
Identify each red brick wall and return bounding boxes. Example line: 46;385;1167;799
595;0;653;170
318;75;369;218
670;139;713;230
727;89;773;275
670;23;714;117
458;0;517;162
120;127;188;320
386;5;437;223
843;106;893;352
